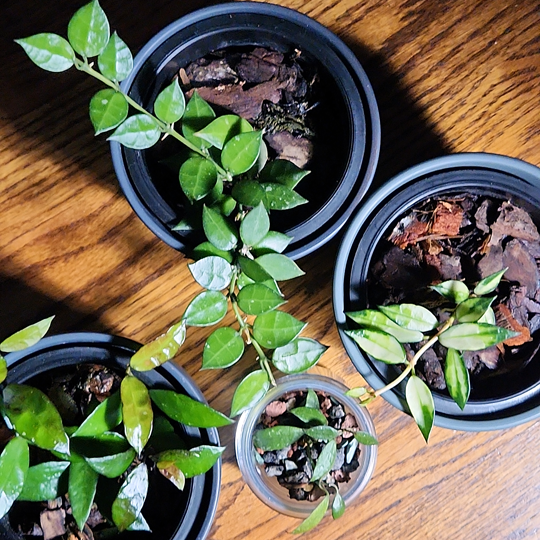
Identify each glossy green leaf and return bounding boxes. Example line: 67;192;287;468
406;375;434;442
291;494;329;534
478;306;496;325
474;268;507;296
272;338;327;374
67;0;110;57
305;425;340;441
15;34;74;72
252;311;307;349
129;320;186;372
439;323;519;351
345;328;406;364
231;179;265;207
147;415;186;454
354;431;379;445
179;157;217;202
252;425;305;451
202;205;238;251
0;437;29;519
261;183;308;210
195;114;247;149
332;490;345;520
202;327;245;369
456;296;495;323
89;89;128;135
222;131;263;175
85;446;136;478
150;389;233;428
19;461;69;502
431;280;470;303
154;445;224;478
306;389;320;409
346;309;423;343
156;459;186;490
240;201;270;247
112;463;148;531
72;391;122;437
378;304;438;332
127;512;151;532
230;370;270;417
0;316;54;352
0;355;6;384
3;384;69;454
183;290;227;327
256;253;304;281
182;91;216;148
192;241;233;264
252;231;293;256
311;439;337;482
444;348;470;410
290;407;327;426
237;272;282;296
259;159;310;189
154;79;185;124
237;283;286;315
108;114;160;149
214;194;237;217
238;255;273;282
68;460;99;531
121;376;153;454
97;31;133;81
188;255;233;290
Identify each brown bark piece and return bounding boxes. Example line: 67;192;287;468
389;215;429;248
489;201;540;246
502;239;539;294
474;199;494;233
377;246;428;290
478;245;504;279
430;202;463;236
40;508;66;540
185;59;238;86
264;131;313;168
464;347;501;370
236;48;283;83
265;400;287;417
495;303;532;346
425;253;462;281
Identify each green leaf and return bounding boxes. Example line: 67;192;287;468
154;79;186;124
202;327;245;369
129;320;186;371
290;407;327;426
478;306;496;325
431;280;470;303
72;391;122;437
0;355;6;384
231;179;265;207
291;494;329;534
306;389;320;409
3;384;69;454
311;439;337;482
0;316;54;352
240;201;270;247
474;268;507;296
259;159;310;189
304;425;340;441
194;114;246;149
439;323;519;351
182;91;216;148
252;425;305;451
230;370;270;417
150;389;233;428
252;311;307;349
202;205;238;251
179;157;217;202
15;34;74;72
183;290;227;327
252;231;293;256
154;445;224;478
0;437;29;519
238;255;273;282
221;131;263;175
272;338;327;374
127;512;151;532
378;304;438;332
345;328;406;364
455;296;495;323
188;256;233;290
156;459;185;491
192;241;233;264
444;348;470;410
112;463;148;531
214;194;237;217
68;460;99;531
261;183;308;211
332;490;345;520
19;461;69;502
256;253;304;281
108;114;161;149
97;31;133;81
345;387;368;399
346;309;423;343
85;446;136;478
67;0;110;57
121;376;153;454
354;431;379;445
147;415;186;454
237;283;286;315
89;89;128;135
406;375;435;443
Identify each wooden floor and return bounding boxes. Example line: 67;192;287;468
1;0;540;538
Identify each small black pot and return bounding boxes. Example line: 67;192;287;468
0;332;220;540
111;2;380;260
333;153;540;431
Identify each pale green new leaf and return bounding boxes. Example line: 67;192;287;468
67;0;110;57
230;370;270;417
221;131;262;175
154;79;186;124
0;355;6;384
89;89;128;135
346;309;423;343
345;328;406;364
108;114;160;149
455;296;495;323
439;323;519;351
474;268;507;296
291;494;329;534
182;290;227;327
431;280;469;303
444;348;470;410
0;316;54;352
15;34;74;72
478;306;496;325
202;327;245;369
97;32;133;81
378;304;438;332
406;375;434;442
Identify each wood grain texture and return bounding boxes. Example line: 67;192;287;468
1;0;540;538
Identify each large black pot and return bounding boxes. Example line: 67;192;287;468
0;332;220;540
333;153;540;431
111;2;380;260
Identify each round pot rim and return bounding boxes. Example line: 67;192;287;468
333;152;540;432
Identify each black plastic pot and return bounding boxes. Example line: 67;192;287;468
333;153;540;431
111;2;380;260
0;332;220;540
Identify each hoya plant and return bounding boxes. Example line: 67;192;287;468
0;317;231;534
16;0;328;418
344;269;519;441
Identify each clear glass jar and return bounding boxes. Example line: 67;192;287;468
235;374;378;518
